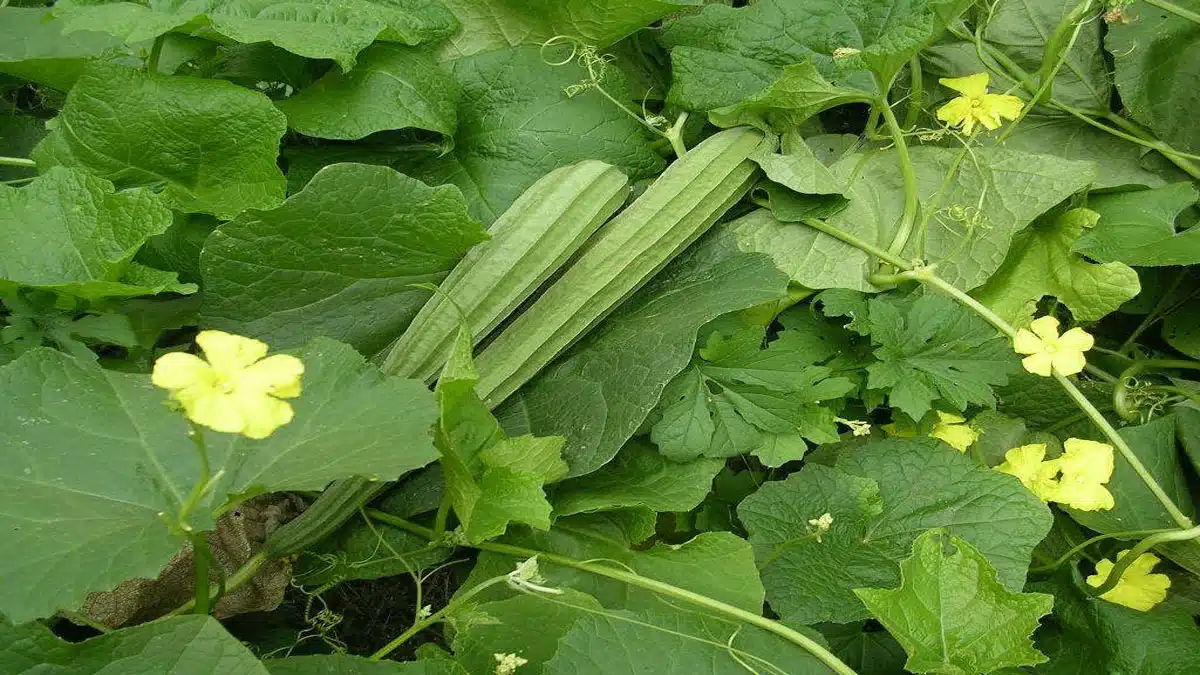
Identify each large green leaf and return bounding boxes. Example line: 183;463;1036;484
277;43;460;141
974;207;1140;326
267;655;462;674
409;46;664;223
705;60;873;133
660;0;970;122
0;616;267;675
33;63;287;219
0;340;438;622
460;513;766;614
998;117;1174;189
545;608;836;675
0;8;126;90
729;147;1096;292
0;167;194;300
496;229;787;477
436;0;692;60
864;293;1019;421
1033;571;1200;675
982;0;1110;112
200;163;488;356
52;0;458;70
1107;0;1200;154
450;590;604;675
1073;182;1200;266
855;530;1053;674
550;440;723;517
739;439;1052;624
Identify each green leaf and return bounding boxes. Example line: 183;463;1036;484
650;367;717;462
1032;570;1200;675
1073;182;1200;266
740;439;1052;624
997;116;1175;189
729;147;1096;292
436;0;692;60
0;8;126;90
550;439;723;517
436;330;567;543
706;60;872;132
52;0;459;70
0;339;438;622
277;43;460;141
409;46;665;223
982;0;1110;113
1107;0;1200;154
496;229;787;477
200;163;488;356
865;294;1019;421
854;529;1054;674
450;589;604;675
0;167;195;300
973;207;1140;326
267;655;464;674
820;623;909;675
545;608;835;675
0;616;268;674
461;514;766;613
661;0;970;118
33;63;287;219
1165;304;1200;360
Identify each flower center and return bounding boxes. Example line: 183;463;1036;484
214;375;237;394
1044;343;1058;354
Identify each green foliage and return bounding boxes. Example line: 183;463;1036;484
0;8;126;90
1075;182;1200;266
855;530;1054;674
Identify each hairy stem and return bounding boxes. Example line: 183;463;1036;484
191;533;213;615
367;510;859;675
0;156;36;168
877;97;920;257
369;575;508;660
1030;528;1176;573
902;56;924;130
1113;359;1200;421
147;35;165;74
168;552;266;617
801;218;912;270
1087;525;1200;596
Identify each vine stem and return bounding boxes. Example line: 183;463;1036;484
146;35;165;74
167;552;265;617
1144;0;1200;25
367;510;858;675
191;533;213;615
1113;359;1200;421
877;96;920;257
0;156;36;168
1088;525;1200;596
369;575;509;660
1029;528;1176;573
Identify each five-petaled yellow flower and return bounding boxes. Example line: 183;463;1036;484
1013;316;1094;377
1087;550;1171;611
936;73;1024;135
994;439;1115;511
152;330;304;439
883;411;978;452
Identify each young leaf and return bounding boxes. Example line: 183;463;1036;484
865;294;1018;421
277;43;461;141
0;339;438;622
854;529;1054;674
1073;182;1200;266
973;207;1140;325
0;616;268;674
200;163;488;356
33;63;287;219
52;0;459;70
550;439;724;517
0;168;193;300
496;230;787;477
739;439;1052;624
408;46;665;223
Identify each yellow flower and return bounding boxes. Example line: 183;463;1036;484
1013;316;1094;377
928;412;979;452
995;444;1061;501
152;330;304;439
936;73;1024;134
1047;438;1115;511
1087;550;1171;611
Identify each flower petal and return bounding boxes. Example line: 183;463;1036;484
181;390;246;435
937;96;972;127
935;411;966;424
1051;349;1087;376
1028;315;1061;341
982;93;1024;121
235;390;295;439
238;354;304;398
1057;327;1095;352
152;352;215;391
1060;439;1114;483
1022;351;1055;377
931;422;978;452
995;444;1050;494
940;73;990;98
1013;328;1044;355
196;330;268;376
1056;481;1114;510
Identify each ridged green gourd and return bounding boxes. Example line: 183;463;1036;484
473;126;769;408
381;160;630;381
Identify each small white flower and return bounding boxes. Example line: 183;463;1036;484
832;47;861;58
837;418;871;437
808;512;834;542
416;604;432;620
494;653;529;675
507;557;562;595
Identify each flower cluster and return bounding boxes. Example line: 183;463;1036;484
152;330;304;439
1087;550;1171;611
995;439;1115;511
